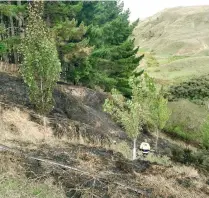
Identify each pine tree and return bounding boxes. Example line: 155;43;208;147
78;1;140;94
0;1;26;63
20;1;61;114
44;1;91;84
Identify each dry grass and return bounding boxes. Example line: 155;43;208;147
0;104;111;150
110;140;132;159
0;61;19;75
170;165;200;179
0;152;65;198
0;107;53;144
0;176;65;198
138;164;208;198
0;105;208;198
132;157;209;197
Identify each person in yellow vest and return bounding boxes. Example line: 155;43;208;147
140;139;151;157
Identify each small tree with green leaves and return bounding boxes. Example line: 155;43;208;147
150;87;171;151
200;116;209;149
103;72;152;160
146;52;159;68
20;1;61;114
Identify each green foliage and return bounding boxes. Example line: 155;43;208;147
20;2;61;114
103;73;155;138
0;3;26;17
167;55;190;64
146;153;172;166
0;2;26;63
150;87;171;150
150;87;171;130
166;125;197;142
0;42;7;55
44;1;83;24
146;52;159;67
171;146;209;172
103;72;155;159
78;1;140;94
165;100;207;144
0;1;140;93
169;75;209;104
200;116;209;149
43;1;91;84
195;150;209;172
171;147;196;165
53;18;90;83
111;141;132;159
103;87;143;140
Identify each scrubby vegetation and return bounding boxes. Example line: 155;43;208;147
0;1;208;198
169;75;209;104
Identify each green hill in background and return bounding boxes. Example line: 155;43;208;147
134;6;209;84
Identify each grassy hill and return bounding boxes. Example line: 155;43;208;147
134;6;209;84
134;6;209;56
133;6;209;148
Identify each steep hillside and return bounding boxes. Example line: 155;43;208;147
133;6;209;85
134;6;209;56
1;69;209;197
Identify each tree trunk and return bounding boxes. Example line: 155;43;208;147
17;0;24;62
1;14;9;63
132;138;137;160
46;14;51;27
155;128;159;152
41;77;46;140
42;115;46;141
8;0;18;64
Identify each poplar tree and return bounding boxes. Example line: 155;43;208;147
103;72;152;160
20;1;61;114
150;87;171;151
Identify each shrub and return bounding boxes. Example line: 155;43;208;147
165;125;198;144
193;150;209;172
200;116;209;149
111;141;132;159
171;146;209;172
169;75;209;104
146;153;172;166
171;146;196;165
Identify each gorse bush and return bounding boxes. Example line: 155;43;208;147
165;125;197;143
171;146;209;172
193;150;209;172
169;75;209;104
171;147;196;165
